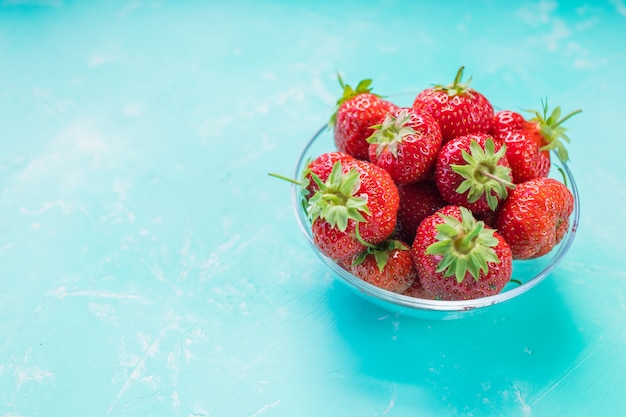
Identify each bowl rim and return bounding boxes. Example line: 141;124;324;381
291;125;580;313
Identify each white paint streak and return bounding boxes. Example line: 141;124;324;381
20;200;78;216
143;259;166;282
515;388;532;417
248;400;280;417
516;0;558;25
88;302;118;324
199;234;241;281
543;18;571;52
381;384;397;415
106;333;162;415
15;366;53;390
530;343;602;407
100;201;135;224
178;232;193;281
47;285;146;302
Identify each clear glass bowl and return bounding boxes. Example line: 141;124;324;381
290;125;580;320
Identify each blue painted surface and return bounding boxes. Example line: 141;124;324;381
1;1;625;416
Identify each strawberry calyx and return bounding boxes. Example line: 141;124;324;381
329;74;379;126
352;239;409;272
433;66;474;97
451;138;515;211
525;99;582;163
426;207;500;283
307;161;371;234
366;108;417;157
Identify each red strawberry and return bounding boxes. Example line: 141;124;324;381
491;109;526;134
491;102;582;183
302;151;354;198
344;240;416;294
403;279;436;299
411;205;513;301
413;66;494;143
308;159;399;261
434;133;514;214
395;180;446;245
366;107;443;184
495;177;574;259
494;129;550;184
332;76;397;160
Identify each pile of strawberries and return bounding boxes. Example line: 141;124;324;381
294;67;580;301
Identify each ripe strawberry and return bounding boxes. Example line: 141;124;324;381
302;151;354;198
411;205;513;301
366;107;443;184
395;180;446;245
331;76;397;160
491;109;526;134
344;240;416;294
403;279;436;299
495;177;574;259
434;133;514;214
413;66;494;143
491;102;582;183
308;159;399;261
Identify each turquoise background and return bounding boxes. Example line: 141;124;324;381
1;1;625;416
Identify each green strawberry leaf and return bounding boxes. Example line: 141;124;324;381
425;207;500;283
329;73;379;126
306;161;371;234
451;138;514;211
352;239;409;272
525;98;582;163
433;66;475;97
366;108;416;158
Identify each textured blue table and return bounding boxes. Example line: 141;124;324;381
1;1;625;416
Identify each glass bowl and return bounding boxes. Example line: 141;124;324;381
290;125;580;320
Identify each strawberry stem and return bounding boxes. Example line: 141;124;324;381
553;108;582;128
433;66;473;97
268;172;302;186
456;221;484;254
479;170;516;189
452;66;465;89
354;222;377;249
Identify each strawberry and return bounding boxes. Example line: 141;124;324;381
434;133;514;214
411;205;512;301
332;75;397;160
302;151;354;198
413;66;494;143
403;280;436;299
491;109;526;134
395;180;446;245
344;240;416;294
491;102;582;183
307;159;399;261
366;107;443;184
495;177;574;259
